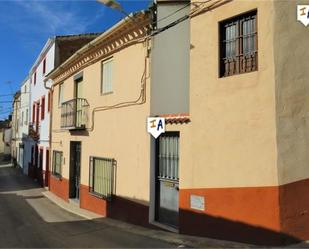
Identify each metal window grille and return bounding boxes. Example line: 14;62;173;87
220;10;257;77
89;157;115;200
52;151;62;177
158;135;179;181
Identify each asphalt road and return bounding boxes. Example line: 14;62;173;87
0;160;174;248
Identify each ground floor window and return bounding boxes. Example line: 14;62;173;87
52;151;62;177
89;157;115;199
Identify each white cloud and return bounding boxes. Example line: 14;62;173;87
15;0;105;35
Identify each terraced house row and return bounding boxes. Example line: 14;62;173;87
9;0;309;246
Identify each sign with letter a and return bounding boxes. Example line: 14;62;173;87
147;117;165;138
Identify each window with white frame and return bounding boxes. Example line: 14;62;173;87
101;58;113;94
52;151;62;177
25;109;28;125
58;83;64;107
89;157;115;199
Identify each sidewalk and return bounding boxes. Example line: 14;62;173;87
43;191;255;248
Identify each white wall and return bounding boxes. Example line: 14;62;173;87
18;77;31;170
29;41;55;171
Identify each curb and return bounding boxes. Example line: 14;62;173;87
42;191;253;248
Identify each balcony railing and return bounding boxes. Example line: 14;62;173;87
28;122;40;141
61;98;89;130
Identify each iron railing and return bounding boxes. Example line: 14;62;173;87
61;98;89;129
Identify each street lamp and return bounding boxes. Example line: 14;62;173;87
96;0;138;24
97;0;122;10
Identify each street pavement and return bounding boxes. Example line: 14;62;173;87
0;158;175;248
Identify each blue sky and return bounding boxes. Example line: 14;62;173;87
0;0;150;120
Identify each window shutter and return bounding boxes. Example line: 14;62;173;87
102;59;113;94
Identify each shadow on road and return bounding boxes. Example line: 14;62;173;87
0;159;173;248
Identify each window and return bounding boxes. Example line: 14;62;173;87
219;10;257;77
43;58;46;75
58;83;64;107
89;157;115;199
21;111;24;125
25;109;28;125
52;151;62;177
48;91;51;112
101;58;113;94
157;132;179;181
32;103;36;123
34;72;37;85
41;96;45;120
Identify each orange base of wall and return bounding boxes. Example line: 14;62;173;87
280;178;309;242
46;174;309;245
179;179;309;245
49;174;69;201
107;196;153;228
80;184;107;216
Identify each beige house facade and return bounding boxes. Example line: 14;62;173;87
47;0;309;246
159;0;309;245
47;12;152;223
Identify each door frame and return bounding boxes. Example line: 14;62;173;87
69;141;81;200
151;131;180;230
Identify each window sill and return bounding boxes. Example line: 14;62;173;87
51;174;62;181
89;190;111;201
101;91;113;96
219;69;258;78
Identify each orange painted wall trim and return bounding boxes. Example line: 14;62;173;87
280;178;309;241
179;186;285;245
180;186;281;230
49;173;69;202
80;184;107;216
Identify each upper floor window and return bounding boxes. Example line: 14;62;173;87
25;109;28;125
43;58;46;75
58;83;64;107
219;10;257;77
101;58;113;94
32;103;36;123
48;91;51;112
41;96;45;120
34;72;37;85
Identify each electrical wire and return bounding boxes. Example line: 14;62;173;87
152;2;191;25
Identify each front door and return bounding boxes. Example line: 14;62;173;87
155;132;179;228
45;149;50;187
69;142;81;200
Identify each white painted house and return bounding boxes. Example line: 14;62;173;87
18;77;32;174
26;34;100;186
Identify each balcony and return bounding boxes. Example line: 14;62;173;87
28;122;40;141
61;98;89;130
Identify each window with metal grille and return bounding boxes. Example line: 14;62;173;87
52;151;62;177
157;133;179;181
101;58;113;94
219;10;257;77
89;157;115;200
